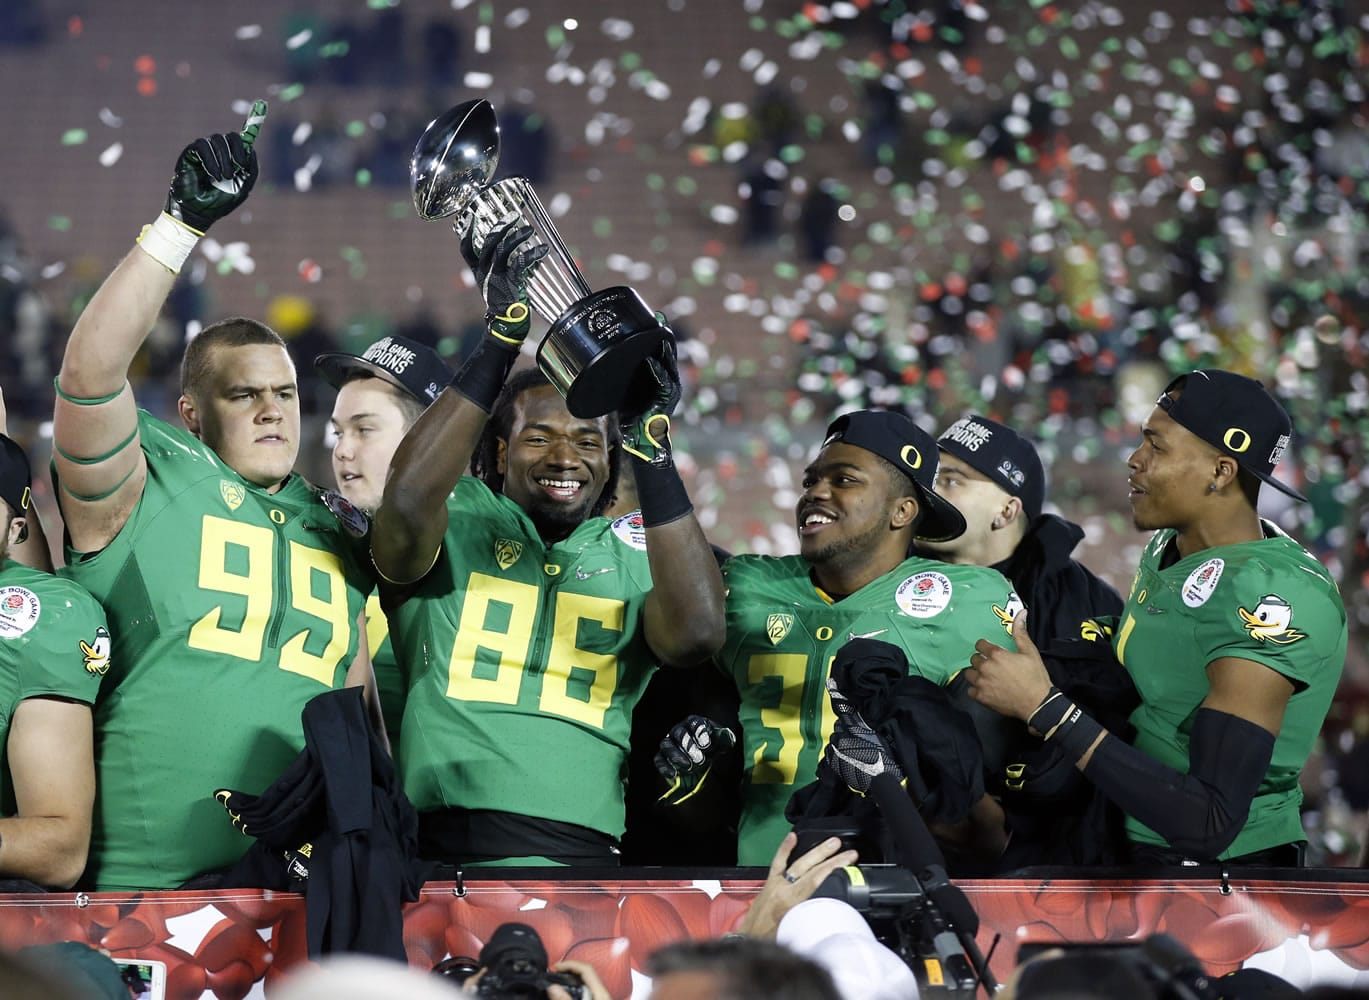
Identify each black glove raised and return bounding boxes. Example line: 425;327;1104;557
655;714;736;805
460;220;550;346
619;329;682;466
164;99;266;234
825;677;904;796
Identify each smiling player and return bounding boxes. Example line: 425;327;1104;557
684;409;1021;865
368;221;724;865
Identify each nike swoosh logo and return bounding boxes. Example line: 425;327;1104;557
848;629;888;640
576;567;616;580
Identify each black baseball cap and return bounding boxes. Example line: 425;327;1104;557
315;335;453;406
1158;369;1307;502
822;410;967;543
0;435;31;521
937;414;1046;521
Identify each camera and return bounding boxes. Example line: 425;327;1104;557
437;922;587;999
815;865;979;999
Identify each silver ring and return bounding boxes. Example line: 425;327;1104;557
782;871;799;884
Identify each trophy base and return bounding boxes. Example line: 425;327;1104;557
536;286;668;419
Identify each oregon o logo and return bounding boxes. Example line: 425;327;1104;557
815;626;834;641
269;509;287;524
1223;428;1252;453
900;445;922;470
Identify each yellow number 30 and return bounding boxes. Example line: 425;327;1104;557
188;515;351;685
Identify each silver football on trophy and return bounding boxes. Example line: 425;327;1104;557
410;99;500;222
410;99;667;419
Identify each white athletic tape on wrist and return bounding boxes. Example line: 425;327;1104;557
136;212;202;273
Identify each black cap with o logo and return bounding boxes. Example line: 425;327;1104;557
1158;369;1307;503
822;409;967;542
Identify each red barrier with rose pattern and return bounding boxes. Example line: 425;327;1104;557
3;875;1368;997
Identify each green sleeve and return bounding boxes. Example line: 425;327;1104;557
11;578;109;706
1197;557;1345;691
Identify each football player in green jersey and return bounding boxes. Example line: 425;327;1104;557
662;409;1023;865
51;105;380;891
0;431;110;888
316;336;454;754
370;221;725;865
967;369;1348;865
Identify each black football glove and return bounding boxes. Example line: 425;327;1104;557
825;677;904;796
619;328;682;466
164;99;266;234
459;220;550;347
655;714;736;805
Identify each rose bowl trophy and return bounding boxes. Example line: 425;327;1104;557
410;98;668;418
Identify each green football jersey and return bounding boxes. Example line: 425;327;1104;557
363;592;406;760
389;479;657;843
0;561;110;810
60;412;373;891
1115;524;1346;859
718;554;1021;865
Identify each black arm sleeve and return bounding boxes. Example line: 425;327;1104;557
1081;707;1275;860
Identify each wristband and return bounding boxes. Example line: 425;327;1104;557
449;337;519;414
632;457;693;528
1029;686;1106;763
1026;687;1068;734
136;212;203;273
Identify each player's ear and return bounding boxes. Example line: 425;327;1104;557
495;437;508;477
178;394;201;436
890;493;917;530
1213;454;1240;492
999;496;1024;527
8;516;26;545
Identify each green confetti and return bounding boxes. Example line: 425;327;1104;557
48;215;72;231
61;129;88;145
355;168;371;187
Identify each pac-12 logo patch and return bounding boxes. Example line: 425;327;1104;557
1238;594;1305;645
766;613;794;645
494;538;523;570
610;510;648;551
0;586;40;638
80;626;112;675
220;480;246;512
895;571;953;618
1182;558;1224;608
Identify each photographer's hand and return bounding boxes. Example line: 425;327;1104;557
549;959;612;1000
736;831;858;941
